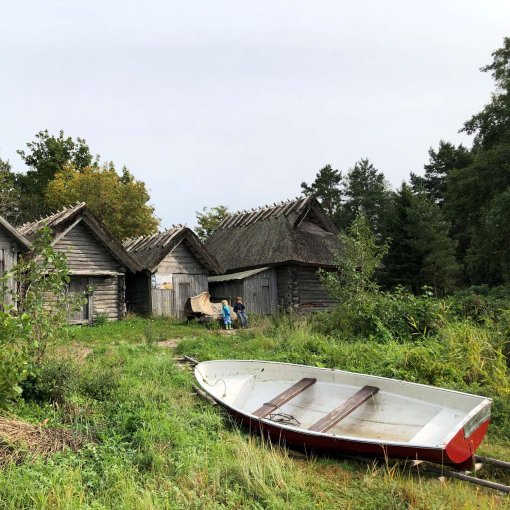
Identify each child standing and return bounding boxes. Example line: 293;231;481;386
233;297;248;328
221;299;232;330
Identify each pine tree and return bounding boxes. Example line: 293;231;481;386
381;184;459;294
340;159;392;237
410;141;472;206
445;38;510;283
301;164;342;219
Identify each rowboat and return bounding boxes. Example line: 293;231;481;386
194;360;492;465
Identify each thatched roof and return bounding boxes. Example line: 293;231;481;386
206;196;341;272
124;226;223;274
0;216;31;251
18;203;141;272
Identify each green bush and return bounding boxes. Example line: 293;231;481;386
93;313;109;326
21;357;79;404
80;364;120;401
312;288;447;341
447;285;510;321
0;228;85;406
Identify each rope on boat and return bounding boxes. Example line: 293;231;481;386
268;412;301;427
194;366;227;398
260;401;300;427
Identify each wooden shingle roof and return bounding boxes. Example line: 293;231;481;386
19;203;142;272
206;196;341;272
124;226;223;274
0;216;32;251
18;203;87;239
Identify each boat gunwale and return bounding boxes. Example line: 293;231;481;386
195;359;492;449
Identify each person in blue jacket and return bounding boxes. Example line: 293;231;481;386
233;296;248;328
221;300;232;330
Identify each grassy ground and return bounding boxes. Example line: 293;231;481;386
0;316;509;509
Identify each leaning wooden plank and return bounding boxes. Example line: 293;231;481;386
253;378;317;418
308;385;379;433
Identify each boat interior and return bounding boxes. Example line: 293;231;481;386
196;361;490;446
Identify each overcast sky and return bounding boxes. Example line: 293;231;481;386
1;1;509;229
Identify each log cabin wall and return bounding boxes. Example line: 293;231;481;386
275;264;335;313
91;275;121;320
54;221;126;323
296;265;336;311
276;264;299;313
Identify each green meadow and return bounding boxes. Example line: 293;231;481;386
0;314;509;510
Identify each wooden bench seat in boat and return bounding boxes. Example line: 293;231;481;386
253;378;317;418
309;385;379;433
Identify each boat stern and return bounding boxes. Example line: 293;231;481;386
445;400;492;464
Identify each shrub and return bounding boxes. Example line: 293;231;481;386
80;364;120;401
313;288;447;341
448;285;510;321
0;228;85;405
21;357;79;404
93;313;108;326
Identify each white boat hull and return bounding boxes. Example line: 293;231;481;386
195;360;492;465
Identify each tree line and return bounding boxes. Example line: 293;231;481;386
2;38;509;292
198;38;510;294
0;131;159;239
321;38;510;291
306;37;510;292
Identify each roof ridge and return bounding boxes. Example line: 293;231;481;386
217;196;311;230
18;202;87;235
123;225;188;253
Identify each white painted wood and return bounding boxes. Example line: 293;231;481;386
195;360;492;448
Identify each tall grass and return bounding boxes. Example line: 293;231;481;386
0;317;508;509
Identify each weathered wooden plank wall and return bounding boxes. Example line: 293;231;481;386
66;275;120;323
209;268;278;315
0;230;18;305
157;242;206;274
245;269;277;314
53;221;124;322
276;265;297;312
91;276;120;320
150;242;209;318
151;288;175;316
209;281;244;305
296;266;336;311
55;222;122;273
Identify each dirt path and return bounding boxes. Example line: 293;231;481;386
156;339;181;348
